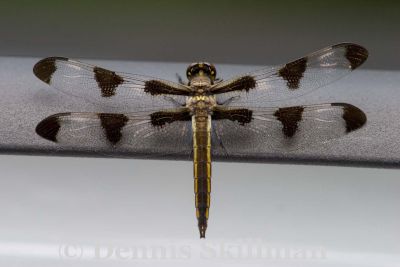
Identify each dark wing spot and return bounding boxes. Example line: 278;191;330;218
93;67;124;97
210;75;256;94
35;113;66;142
278;57;307;90
144;80;191;96
33;57;65;84
332;103;366;133
98;113;129;144
150;109;191;127
212;108;253;125
274;106;304;138
341;43;369;70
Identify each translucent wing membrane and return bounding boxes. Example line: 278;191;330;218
211;103;366;155
33;57;192;112
36;110;193;158
34;43;368;157
211;43;368;107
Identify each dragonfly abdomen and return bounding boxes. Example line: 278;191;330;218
192;114;211;238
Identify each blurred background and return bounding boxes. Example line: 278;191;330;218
0;0;399;69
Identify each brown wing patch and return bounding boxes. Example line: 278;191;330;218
337;43;369;70
212;107;253;125
332;103;366;133
210;75;256;94
93;67;124;97
144;80;191;96
98;113;129;144
150;109;191;127
36;113;66;142
274;106;304;138
33;57;63;84
278;57;307;90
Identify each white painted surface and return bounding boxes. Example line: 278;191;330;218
0;155;399;266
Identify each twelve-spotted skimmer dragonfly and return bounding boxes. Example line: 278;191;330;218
33;43;368;238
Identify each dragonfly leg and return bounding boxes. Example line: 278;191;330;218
176;73;187;85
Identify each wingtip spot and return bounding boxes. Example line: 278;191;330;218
33;57;64;84
35;115;61;142
332;103;367;132
332;43;369;70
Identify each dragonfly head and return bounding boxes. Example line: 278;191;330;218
186;62;217;86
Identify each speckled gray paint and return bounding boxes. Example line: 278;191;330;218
0;57;399;168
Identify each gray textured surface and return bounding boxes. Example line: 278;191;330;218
0;56;399;168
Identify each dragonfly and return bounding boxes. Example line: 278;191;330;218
33;43;368;238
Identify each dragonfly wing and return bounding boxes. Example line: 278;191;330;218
211;103;366;155
210;43;368;107
36;108;194;158
33;57;192;112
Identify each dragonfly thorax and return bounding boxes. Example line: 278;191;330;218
186;95;216;115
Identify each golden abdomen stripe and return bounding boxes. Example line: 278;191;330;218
192;114;211;238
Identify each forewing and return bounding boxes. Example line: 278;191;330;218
211;103;366;155
211;43;368;107
33;57;192;112
36;109;193;158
